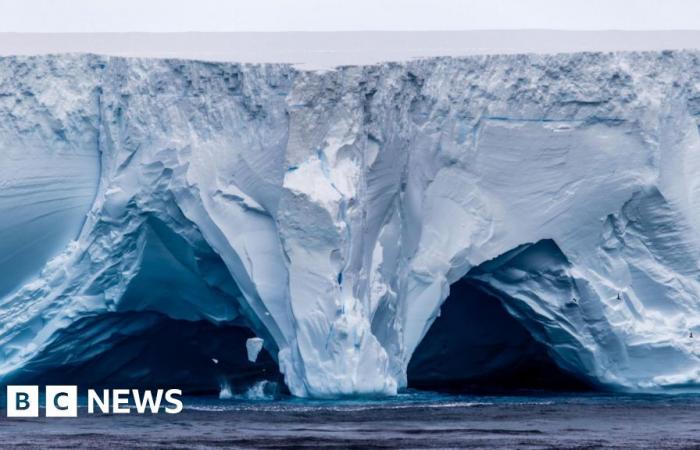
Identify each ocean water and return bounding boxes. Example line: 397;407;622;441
1;390;700;449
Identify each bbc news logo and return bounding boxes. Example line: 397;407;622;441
6;386;183;417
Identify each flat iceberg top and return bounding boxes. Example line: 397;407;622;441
2;31;700;70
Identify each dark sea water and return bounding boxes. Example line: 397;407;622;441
2;391;700;449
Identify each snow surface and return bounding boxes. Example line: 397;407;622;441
1;49;700;397
3;31;700;70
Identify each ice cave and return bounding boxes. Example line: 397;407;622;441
1;50;700;397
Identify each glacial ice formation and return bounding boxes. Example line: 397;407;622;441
246;337;264;363
5;311;280;393
407;271;591;391
1;51;700;397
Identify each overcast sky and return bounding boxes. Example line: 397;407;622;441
0;0;699;32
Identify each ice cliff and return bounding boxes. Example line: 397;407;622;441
1;51;700;397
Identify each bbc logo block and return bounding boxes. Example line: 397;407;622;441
45;385;78;417
6;385;77;418
6;386;39;417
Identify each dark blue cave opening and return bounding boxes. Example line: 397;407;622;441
3;215;287;396
407;276;592;394
5;311;282;395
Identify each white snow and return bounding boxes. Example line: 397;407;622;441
1;48;700;397
2;31;700;70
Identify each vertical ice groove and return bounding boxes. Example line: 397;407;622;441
1;51;700;396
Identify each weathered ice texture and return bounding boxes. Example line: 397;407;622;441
1;51;700;397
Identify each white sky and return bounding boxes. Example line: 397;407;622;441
0;0;699;32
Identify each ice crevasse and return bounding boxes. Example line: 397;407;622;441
1;51;700;397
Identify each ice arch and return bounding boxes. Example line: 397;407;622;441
407;274;591;392
2;52;700;397
1;210;283;393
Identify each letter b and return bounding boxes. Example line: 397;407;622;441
7;386;39;417
16;392;30;410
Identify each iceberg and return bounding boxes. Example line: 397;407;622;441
1;50;700;397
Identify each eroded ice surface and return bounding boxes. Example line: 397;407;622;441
1;51;700;397
246;338;264;363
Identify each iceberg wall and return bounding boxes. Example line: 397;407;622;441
1;51;700;397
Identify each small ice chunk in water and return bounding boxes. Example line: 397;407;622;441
219;381;233;399
245;380;276;400
246;337;264;363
